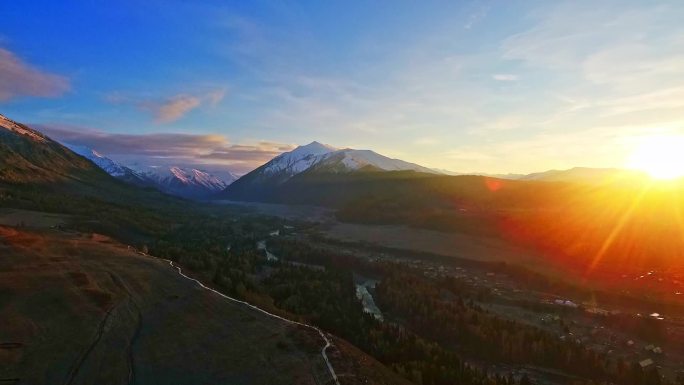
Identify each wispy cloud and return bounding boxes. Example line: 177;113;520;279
226;1;684;174
199;142;293;163
0;47;69;101
153;95;202;123
464;3;491;30
492;73;518;82
107;88;227;123
498;2;684;121
35;123;292;174
206;89;227;106
9;2;683;176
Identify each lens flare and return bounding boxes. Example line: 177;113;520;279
627;135;684;180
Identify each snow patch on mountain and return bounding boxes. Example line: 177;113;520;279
334;149;437;173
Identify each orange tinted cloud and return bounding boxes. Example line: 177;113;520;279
106;89;227;123
154;95;202;123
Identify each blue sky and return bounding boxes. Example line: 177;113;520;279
1;0;683;174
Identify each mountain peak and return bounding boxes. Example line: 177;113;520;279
295;141;337;154
262;141;337;177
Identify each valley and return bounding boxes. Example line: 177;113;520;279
2;114;683;385
260;217;684;384
214;193;684;384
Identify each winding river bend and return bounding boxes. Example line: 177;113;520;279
355;279;383;321
256;240;278;261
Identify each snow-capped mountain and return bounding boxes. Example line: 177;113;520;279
65;144;141;179
63;143;236;199
133;165;236;199
249;141;438;183
219;141;439;202
221;141;340;196
263;141;337;177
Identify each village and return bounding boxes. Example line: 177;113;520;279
300;232;684;384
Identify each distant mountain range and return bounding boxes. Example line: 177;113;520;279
0;112;652;203
218;140;650;204
133;165;236;199
432;167;649;183
518;167;648;183
65;144;237;199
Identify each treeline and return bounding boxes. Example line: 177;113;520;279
0;183;171;241
148;220;546;385
376;272;664;385
264;238;676;385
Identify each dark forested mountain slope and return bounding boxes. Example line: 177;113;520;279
0;113;112;184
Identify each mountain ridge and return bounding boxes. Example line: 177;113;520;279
219;140;654;205
64;143;236;199
134;164;235;199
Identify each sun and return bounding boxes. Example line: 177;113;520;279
627;134;684;180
